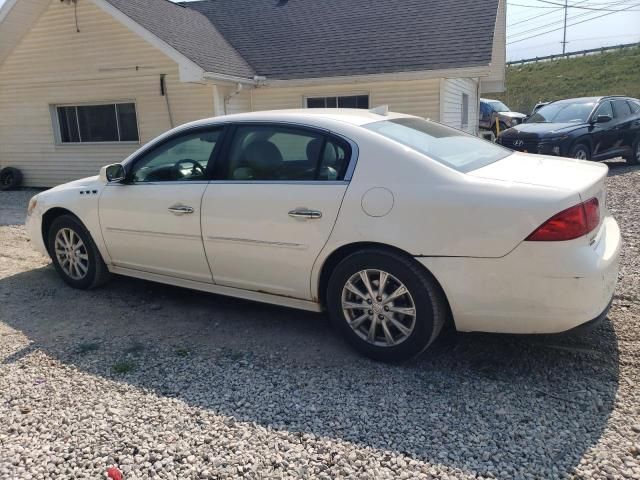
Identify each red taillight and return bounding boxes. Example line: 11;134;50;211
526;197;600;241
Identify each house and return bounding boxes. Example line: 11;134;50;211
0;0;505;187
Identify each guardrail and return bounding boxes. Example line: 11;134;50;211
507;42;640;66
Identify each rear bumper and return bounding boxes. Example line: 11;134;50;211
417;215;621;334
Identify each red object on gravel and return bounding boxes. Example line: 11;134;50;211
106;467;123;480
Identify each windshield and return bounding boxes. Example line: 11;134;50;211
365;118;512;173
527;101;595;123
488;100;510;112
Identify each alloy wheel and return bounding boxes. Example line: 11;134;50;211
54;228;89;280
574;149;587;160
341;269;417;347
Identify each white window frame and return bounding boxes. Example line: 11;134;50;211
304;93;370;109
51;100;140;146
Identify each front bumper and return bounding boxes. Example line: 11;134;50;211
417;215;621;334
25;212;48;257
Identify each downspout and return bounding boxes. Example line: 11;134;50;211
160;74;174;128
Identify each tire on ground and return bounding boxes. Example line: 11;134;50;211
0;167;23;191
570;143;591;160
47;214;111;290
326;248;447;362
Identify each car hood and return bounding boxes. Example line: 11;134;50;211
498;111;526;119
507;122;586;136
469;152;607;194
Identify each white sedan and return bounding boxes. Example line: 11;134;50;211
26;109;621;361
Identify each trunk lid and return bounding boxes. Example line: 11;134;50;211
468;152;607;197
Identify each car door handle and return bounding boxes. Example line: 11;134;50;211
168;204;194;215
288;208;322;219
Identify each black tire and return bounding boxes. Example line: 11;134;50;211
628;137;640;165
570;143;591;160
47;214;110;289
326;249;447;362
0;167;23;191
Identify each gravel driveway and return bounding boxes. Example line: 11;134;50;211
1;161;639;480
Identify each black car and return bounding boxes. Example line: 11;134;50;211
497;96;640;164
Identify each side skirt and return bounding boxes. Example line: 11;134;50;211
108;265;323;313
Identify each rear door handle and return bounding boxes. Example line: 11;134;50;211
288;208;322;219
168;204;194;215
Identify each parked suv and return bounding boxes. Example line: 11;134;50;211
479;98;526;135
497;96;640;164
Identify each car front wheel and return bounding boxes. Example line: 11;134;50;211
571;143;591;160
47;214;110;289
327;249;447;362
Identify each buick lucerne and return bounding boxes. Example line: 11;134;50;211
26;109;621;361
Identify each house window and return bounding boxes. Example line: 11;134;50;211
461;93;469;128
306;95;369;109
55;102;139;143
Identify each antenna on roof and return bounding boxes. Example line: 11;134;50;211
369;105;389;116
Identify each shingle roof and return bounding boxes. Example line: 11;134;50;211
184;0;499;80
104;0;499;81
103;0;254;78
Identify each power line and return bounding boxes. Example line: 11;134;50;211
508;0;633;38
507;0;595;28
507;2;640;44
527;0;640;9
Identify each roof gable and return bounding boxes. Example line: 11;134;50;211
185;0;500;80
102;0;254;79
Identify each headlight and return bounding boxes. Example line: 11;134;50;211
27;195;38;216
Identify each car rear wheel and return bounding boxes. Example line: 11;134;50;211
571;143;590;160
47;215;110;289
326;249;447;362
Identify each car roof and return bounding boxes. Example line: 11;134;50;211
178;109;415;130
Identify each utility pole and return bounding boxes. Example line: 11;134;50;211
561;0;569;54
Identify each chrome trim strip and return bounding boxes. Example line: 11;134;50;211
106;227;201;240
206;236;306;249
206;180;348;185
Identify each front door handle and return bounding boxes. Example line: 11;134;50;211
168;204;194;215
288;208;322;219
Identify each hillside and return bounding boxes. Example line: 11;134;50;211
489;46;640;114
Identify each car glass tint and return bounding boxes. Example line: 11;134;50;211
224;125;348;181
488;101;510;112
628;100;640;114
365;118;512;173
594;101;613;119
527;101;595;123
132;130;220;182
612;100;632;119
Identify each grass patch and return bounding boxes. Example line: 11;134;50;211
75;342;100;355
488;46;640;113
112;360;136;374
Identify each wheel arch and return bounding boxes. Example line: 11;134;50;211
569;134;593;155
41;207;84;255
316;242;453;324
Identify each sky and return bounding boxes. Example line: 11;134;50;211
0;0;637;62
506;0;640;60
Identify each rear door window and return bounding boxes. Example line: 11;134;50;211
219;124;351;181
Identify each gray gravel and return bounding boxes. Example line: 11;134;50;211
1;161;639;479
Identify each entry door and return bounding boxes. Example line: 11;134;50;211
99;127;224;283
201;123;353;299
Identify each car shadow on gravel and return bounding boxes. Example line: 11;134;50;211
1;265;620;477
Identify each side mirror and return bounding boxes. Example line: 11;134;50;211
595;114;612;123
99;163;126;183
